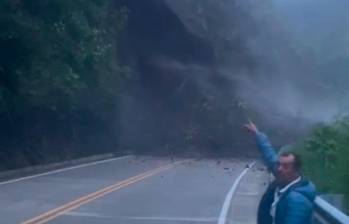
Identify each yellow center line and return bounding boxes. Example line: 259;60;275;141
21;160;187;224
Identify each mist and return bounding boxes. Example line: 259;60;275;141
233;0;349;124
116;0;349;155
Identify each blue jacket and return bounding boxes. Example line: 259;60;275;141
256;132;316;224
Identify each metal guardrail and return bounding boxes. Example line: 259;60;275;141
313;196;349;224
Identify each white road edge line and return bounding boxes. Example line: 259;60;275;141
0;155;132;186
218;161;256;224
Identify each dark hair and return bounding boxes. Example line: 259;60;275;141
280;152;302;172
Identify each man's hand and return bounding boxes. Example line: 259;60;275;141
243;121;258;134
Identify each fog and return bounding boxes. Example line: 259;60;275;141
118;0;349;153
233;0;349;124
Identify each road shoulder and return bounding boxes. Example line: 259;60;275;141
227;162;269;224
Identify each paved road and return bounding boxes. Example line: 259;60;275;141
0;156;253;224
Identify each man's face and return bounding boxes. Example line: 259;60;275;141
275;154;298;185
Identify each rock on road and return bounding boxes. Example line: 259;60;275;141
0;156;254;224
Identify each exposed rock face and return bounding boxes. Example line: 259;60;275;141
115;0;304;156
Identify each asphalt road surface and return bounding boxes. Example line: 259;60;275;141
0;156;253;224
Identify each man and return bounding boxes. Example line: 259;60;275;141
244;121;316;224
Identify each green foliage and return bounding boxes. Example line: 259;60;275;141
0;0;128;113
0;0;128;169
294;116;349;209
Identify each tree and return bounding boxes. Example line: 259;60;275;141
0;0;128;169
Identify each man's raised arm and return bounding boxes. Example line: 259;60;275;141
244;121;278;174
